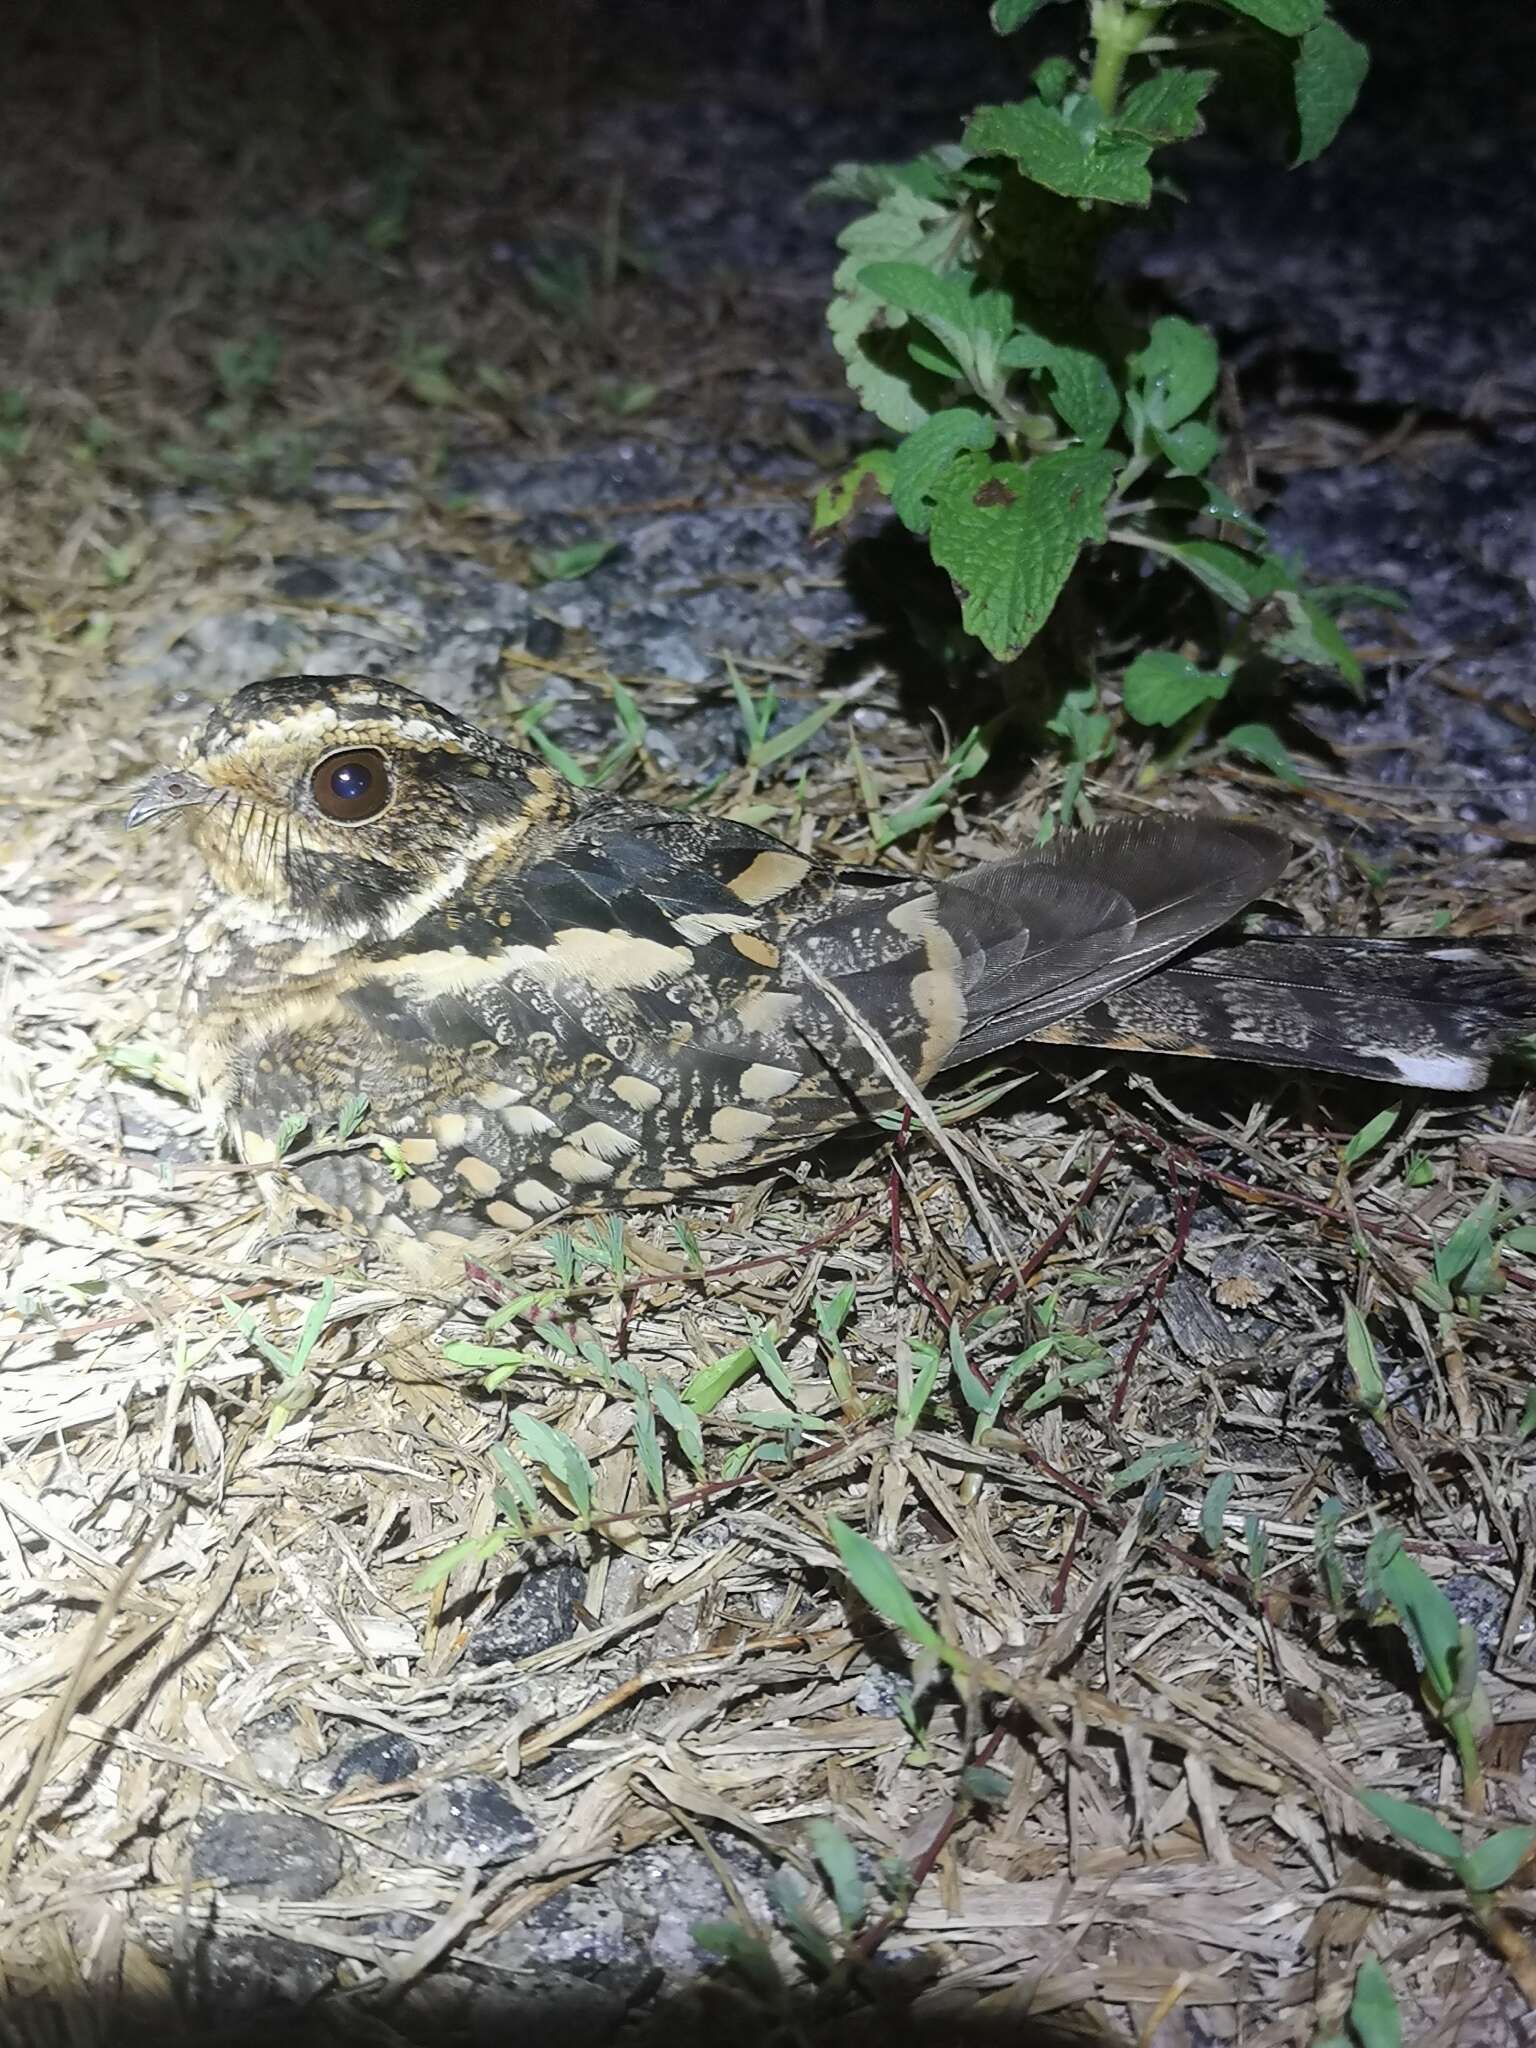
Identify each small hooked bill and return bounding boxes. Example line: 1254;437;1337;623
124;769;217;831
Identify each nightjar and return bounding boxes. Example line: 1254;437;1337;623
127;674;1532;1270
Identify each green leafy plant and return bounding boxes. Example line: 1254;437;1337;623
815;0;1374;775
1313;1952;1402;2048
1364;1526;1492;1808
1355;1786;1535;2001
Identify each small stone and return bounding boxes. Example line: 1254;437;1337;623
524;616;566;660
854;1665;907;1718
328;1730;421;1791
190;1810;344;1900
467;1562;586;1664
274;560;341;601
179;1933;335;2019
402;1776;537;1869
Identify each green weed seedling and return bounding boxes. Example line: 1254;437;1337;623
1364;1526;1493;1808
222;1278;335;1434
815;0;1387;778
1313;1954;1402;2048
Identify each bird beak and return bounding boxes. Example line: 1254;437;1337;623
124;769;217;831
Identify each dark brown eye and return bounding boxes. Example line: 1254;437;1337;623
311;747;391;822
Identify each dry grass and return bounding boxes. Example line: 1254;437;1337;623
3;5;1536;2043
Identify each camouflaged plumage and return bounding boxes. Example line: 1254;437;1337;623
127;675;1532;1267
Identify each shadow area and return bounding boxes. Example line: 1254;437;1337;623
1;1975;1130;2048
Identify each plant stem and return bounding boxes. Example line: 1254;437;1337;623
1089;0;1153;117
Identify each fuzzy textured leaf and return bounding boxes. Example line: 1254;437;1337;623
812;448;895;534
1122;650;1228;726
1116;67;1218;144
1215;0;1324;31
1132;316;1219;429
1044;344;1120;446
964;100;1153;206
858;260;1013;401
828;187;963;432
929;447;1119;660
1152;418;1222;476
1293;19;1370;163
991;0;1056;28
889;407;997;534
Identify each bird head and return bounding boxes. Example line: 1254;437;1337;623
126;675;557;942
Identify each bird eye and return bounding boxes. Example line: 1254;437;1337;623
311;747;391;822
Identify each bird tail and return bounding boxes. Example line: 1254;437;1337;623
1023;917;1535;1092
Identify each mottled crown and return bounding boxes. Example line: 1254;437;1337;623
186;674;496;764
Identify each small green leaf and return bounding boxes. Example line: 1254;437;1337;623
274;1111;309;1157
1343;1108;1398;1168
827;185;962;433
1131;316;1219;431
1122;650;1229;726
630;1396;666;1506
1347;1954;1401;2048
1433;1185;1501;1295
1116;67;1218;144
753;693;850;769
1151;418;1221;477
507;1411;594;1521
1316;1496;1348;1613
1365;1528;1465;1709
334;1093;370;1141
1108;1443;1199;1494
929;447;1119;660
1158;536;1285;611
1215;0;1323;31
771;1870;837;1973
684;1341;757;1412
827;1516;945;1654
808;1818;868;1930
1014;1353;1112;1416
889;407;997;534
1459;1826;1536;1895
1520;1385;1536;1443
963;100;1153;206
1031;55;1076;105
1223;722;1306;787
1357;1786;1462;1868
1342;1303;1385;1421
961;1763;1012;1806
531;538;616;583
490;1443;540;1521
652;1380;705;1475
1253;587;1364;690
746;1323;797;1402
442;1340;532;1372
1199;1470;1235;1554
1039;342;1120;448
812;447;896;533
991;0;1056;29
691;1920;783;1996
857;261;1013;401
1293;18;1370;165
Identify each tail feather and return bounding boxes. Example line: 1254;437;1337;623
1023;921;1535;1091
933;816;1290;1064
